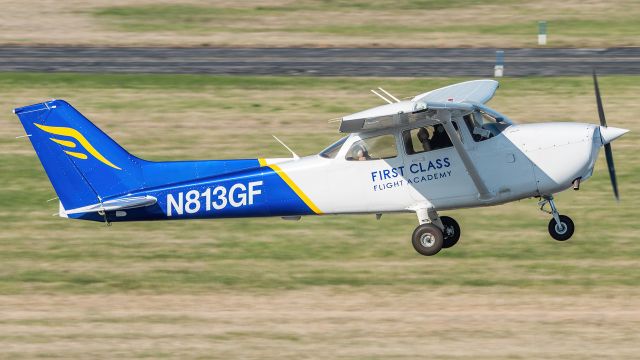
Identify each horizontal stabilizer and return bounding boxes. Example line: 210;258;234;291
64;195;157;215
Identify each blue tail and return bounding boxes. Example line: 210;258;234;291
14;100;262;215
15;100;144;211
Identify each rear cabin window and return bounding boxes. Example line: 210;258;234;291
403;124;457;155
345;134;397;161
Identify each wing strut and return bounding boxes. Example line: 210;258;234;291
437;110;493;201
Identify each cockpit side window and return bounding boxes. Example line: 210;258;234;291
345;134;397;161
403;123;459;155
319;136;348;159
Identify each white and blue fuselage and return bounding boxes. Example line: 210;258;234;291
13;84;626;228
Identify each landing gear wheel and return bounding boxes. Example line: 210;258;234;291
548;215;574;241
412;224;444;256
440;216;461;249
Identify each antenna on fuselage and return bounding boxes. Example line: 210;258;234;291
272;135;300;160
370;89;393;104
371;87;400;104
377;87;400;102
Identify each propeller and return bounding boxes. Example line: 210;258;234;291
592;70;619;201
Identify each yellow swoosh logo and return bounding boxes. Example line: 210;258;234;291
33;123;122;170
64;150;88;159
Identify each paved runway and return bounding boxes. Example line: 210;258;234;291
1;47;638;76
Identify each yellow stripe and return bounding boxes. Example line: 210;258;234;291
258;158;267;167
50;138;76;148
64;150;88;159
268;164;322;215
33;123;121;170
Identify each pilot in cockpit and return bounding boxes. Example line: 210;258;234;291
417;127;431;152
353;145;369;161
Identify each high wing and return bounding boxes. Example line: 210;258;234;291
339;80;499;133
411;79;499;104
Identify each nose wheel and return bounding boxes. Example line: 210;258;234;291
540;196;575;241
548;215;574;241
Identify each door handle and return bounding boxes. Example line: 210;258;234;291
412;156;425;162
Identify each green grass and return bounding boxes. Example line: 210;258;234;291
473;18;640;37
92;3;533;34
305;17;640;37
1;73;639;295
1;73;640;358
93;0;519;24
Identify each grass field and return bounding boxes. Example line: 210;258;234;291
1;0;639;47
1;73;639;358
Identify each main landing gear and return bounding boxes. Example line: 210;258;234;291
411;208;461;256
539;196;574;241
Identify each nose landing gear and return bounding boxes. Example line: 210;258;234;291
539;196;574;241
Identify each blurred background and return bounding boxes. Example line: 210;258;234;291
1;1;639;359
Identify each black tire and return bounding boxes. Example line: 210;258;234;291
412;224;444;256
548;215;574;241
440;216;461;249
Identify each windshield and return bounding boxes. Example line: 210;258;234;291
473;103;513;125
319;136;348;158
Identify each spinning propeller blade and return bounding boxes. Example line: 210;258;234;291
593;70;619;201
603;143;619;201
593;70;607;128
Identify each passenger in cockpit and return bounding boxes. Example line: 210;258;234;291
430;124;452;149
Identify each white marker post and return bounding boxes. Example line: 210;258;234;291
494;50;504;77
538;21;547;46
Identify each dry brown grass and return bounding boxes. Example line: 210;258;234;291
2;289;639;359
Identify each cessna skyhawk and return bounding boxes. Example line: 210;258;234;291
14;73;627;256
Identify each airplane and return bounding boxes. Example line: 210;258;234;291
14;73;628;256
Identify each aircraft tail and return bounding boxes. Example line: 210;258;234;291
14;100;145;213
